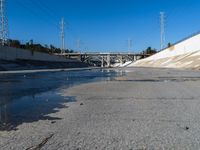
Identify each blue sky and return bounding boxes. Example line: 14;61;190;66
7;0;200;52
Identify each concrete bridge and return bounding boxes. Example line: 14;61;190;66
55;52;151;67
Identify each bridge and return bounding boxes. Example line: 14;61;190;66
55;52;151;67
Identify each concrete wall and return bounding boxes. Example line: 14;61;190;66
0;46;78;62
128;32;200;70
146;33;200;61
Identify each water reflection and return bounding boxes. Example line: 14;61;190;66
0;69;124;131
0;104;8;130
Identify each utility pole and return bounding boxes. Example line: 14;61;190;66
60;18;65;53
77;38;80;53
0;0;8;46
128;38;133;53
160;12;165;50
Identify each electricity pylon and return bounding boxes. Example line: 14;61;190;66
0;0;8;46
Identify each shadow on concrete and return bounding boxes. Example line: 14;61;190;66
0;69;120;131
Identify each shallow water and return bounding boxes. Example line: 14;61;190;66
0;69;125;131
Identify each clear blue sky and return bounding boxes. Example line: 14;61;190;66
7;0;200;52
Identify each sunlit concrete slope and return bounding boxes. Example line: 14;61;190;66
128;33;200;70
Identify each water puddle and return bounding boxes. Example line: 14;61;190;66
113;76;200;83
0;91;73;131
0;69;123;131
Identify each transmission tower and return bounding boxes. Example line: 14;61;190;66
128;38;133;53
160;12;165;50
0;0;8;46
60;18;65;53
77;38;81;52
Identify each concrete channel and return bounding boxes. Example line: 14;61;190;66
0;67;200;149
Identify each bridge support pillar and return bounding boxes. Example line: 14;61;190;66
106;54;110;67
118;55;123;64
134;55;137;61
101;56;104;68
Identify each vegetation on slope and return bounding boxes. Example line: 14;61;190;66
6;39;74;54
141;47;157;55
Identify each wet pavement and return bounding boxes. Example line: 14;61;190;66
1;67;200;150
0;69;123;131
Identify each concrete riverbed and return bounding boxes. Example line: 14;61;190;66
1;67;200;150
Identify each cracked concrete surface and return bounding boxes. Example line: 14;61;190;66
1;68;200;150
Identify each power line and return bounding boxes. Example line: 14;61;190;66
12;0;84;50
31;0;61;20
28;0;70;34
29;0;61;23
13;0;77;49
14;0;59;28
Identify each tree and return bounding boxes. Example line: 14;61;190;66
9;40;21;48
50;45;55;50
50;45;56;53
8;39;75;54
168;43;171;48
142;47;157;55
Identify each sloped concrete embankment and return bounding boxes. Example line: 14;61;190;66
129;33;200;70
0;46;88;71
